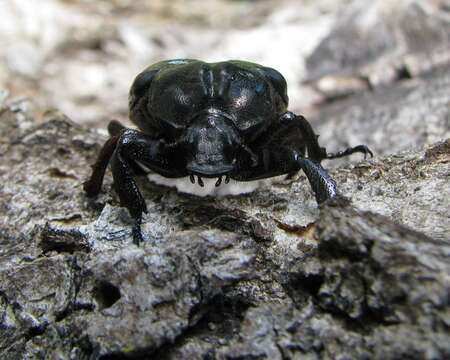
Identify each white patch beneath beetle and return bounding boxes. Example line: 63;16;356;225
149;174;269;197
137;161;269;196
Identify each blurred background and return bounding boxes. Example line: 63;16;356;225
1;0;449;132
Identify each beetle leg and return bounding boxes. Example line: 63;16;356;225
279;112;373;162
295;116;374;161
232;147;337;204
85;126;187;245
326;145;373;159
83;135;120;197
110;129;187;245
83;119;145;198
110;141;148;245
296;157;337;203
287;113;327;161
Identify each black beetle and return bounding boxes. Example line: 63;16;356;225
84;59;372;244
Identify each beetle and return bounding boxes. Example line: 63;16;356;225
84;59;372;245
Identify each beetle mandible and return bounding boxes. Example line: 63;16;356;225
84;59;372;244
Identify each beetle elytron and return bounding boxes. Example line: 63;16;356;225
84;59;372;244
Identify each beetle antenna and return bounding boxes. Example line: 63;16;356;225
190;174;196;184
197;176;204;187
215;176;222;187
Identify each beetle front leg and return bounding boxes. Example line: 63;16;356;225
296;157;337;203
110;145;148;245
83;120;137;197
232;148;337;204
110;129;187;245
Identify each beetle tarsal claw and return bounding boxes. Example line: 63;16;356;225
197;176;204;187
225;175;230;184
215;176;222;187
190;174;195;184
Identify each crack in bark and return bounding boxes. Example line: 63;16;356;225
54;256;94;322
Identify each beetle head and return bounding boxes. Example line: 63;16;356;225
183;110;245;178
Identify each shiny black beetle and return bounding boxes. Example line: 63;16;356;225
84;59;372;244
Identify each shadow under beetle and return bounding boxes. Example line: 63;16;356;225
84;59;372;245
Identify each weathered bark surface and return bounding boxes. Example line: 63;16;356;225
0;69;449;359
311;64;450;160
1;0;450;357
306;0;450;99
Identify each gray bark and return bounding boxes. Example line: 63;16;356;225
1;1;450;357
0;73;449;359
